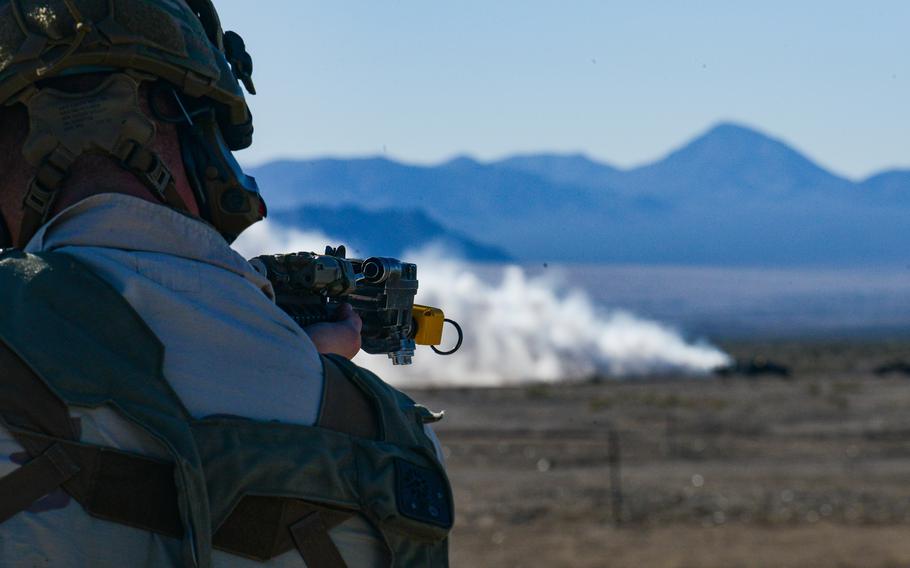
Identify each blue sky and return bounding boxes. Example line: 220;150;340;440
217;1;909;179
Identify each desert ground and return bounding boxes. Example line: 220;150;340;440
414;340;910;568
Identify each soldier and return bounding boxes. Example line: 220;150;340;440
0;1;452;567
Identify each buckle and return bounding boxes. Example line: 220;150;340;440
143;155;173;201
118;141;173;202
23;180;57;219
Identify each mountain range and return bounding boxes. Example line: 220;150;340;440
270;205;511;260
249;122;910;264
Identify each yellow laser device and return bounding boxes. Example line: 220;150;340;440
412;305;445;345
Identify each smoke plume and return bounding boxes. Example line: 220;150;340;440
233;221;731;387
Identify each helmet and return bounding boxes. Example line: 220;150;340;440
0;0;265;245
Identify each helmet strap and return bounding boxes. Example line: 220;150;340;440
15;73;189;246
177;106;265;243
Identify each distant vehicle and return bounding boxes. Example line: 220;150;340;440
874;361;910;376
715;356;791;378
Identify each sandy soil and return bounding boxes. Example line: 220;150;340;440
412;340;910;567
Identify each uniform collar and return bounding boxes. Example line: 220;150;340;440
24;193;275;298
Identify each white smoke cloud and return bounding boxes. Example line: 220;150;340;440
233;222;731;387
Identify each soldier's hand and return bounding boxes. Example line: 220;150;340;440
303;303;363;359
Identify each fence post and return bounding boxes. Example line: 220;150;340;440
608;429;623;527
665;412;677;456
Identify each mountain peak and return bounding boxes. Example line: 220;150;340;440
702;121;770;139
686;122;791;154
628;122;849;195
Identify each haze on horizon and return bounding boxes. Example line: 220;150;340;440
218;1;909;180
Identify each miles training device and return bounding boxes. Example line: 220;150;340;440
250;245;463;365
0;0;264;246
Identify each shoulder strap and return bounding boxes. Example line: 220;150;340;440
317;355;379;439
0;339;183;536
0;338;82;524
0;333;78;438
0;441;79;524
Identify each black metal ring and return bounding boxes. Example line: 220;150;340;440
431;319;463;356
